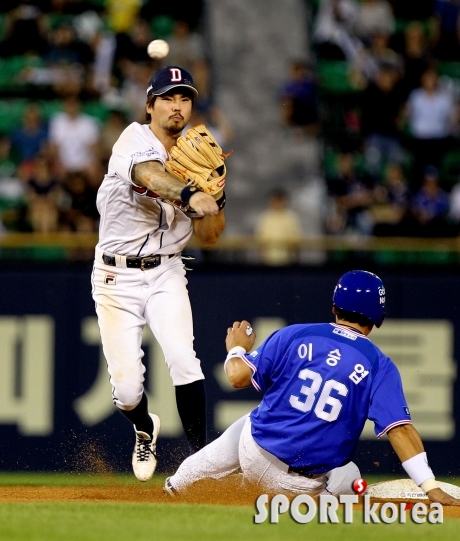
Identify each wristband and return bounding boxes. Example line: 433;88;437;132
401;452;435;487
215;191;226;210
224;346;246;373
420;478;438;493
180;185;202;203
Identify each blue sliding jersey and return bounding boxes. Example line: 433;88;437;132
242;323;411;474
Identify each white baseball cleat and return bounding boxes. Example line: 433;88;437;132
132;413;160;482
163;476;177;497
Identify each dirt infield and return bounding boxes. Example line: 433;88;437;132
1;477;460;518
0;478;257;506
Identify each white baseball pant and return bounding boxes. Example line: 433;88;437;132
92;250;204;410
169;414;360;495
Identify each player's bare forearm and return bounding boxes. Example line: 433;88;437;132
386;423;424;462
132;160;186;200
386;424;460;505
193;211;225;247
225;358;252;388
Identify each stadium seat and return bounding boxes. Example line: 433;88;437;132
316;61;358;95
0;99;28;133
373;250;400;265
438;61;460;80
441;149;460;188
0;56;45;95
47;13;74;30
394;18;433;36
151;15;175;39
0;99;111;134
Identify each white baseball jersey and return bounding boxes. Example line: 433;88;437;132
96;122;193;256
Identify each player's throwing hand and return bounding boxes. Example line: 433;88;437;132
189;192;219;216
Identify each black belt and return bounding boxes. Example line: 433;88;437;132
288;466;323;478
102;253;176;270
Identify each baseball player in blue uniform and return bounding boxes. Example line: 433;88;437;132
164;270;459;505
92;66;226;482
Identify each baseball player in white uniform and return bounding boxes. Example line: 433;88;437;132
91;66;226;481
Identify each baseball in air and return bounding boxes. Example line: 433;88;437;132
147;39;169;59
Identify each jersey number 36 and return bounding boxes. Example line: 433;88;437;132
289;369;348;422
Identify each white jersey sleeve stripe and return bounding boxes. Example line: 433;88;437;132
240;355;262;392
127;158;134;183
376;419;413;439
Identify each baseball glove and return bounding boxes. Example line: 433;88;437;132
165;124;232;196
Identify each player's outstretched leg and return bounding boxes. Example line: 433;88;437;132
164;414;248;495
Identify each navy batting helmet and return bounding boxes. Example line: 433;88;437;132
332;270;386;327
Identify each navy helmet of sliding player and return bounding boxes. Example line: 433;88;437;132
332;270;386;328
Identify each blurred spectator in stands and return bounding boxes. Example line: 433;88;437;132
167;20;210;100
0;136;18;181
106;0;142;35
48;95;101;179
25;153;60;233
88;22;117;97
433;0;460;60
0;136;26;232
354;0;395;45
255;189;302;266
326;151;377;235
406;165;452;237
0;1;48;58
112;18;155;111
448;173;460;231
186;102;234;148
313;0;362;61
61;171;98;232
405;67;457;183
10;102;48;164
400;21;433;98
353;31;403;85
99;109;128;166
114;17;152;68
72;10;117;98
361;65;404;178
44;22;93;96
372;162;411;235
46;22;92;67
280;60;319;138
50;0;95;14
120;61;153;123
